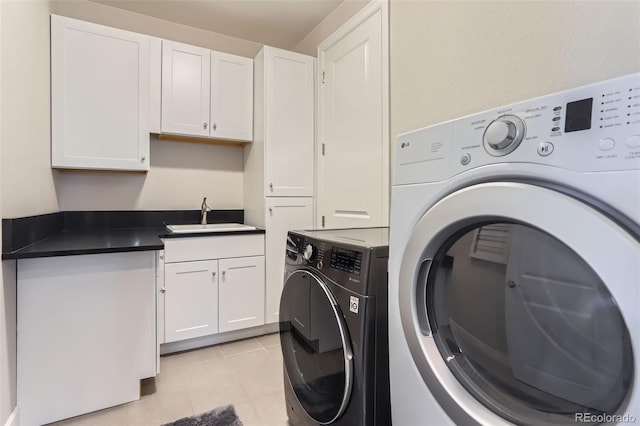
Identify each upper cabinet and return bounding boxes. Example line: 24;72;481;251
50;16;255;172
161;41;253;142
161;41;211;137
254;46;314;197
210;52;253;141
51;15;150;171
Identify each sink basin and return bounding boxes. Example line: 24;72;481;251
166;223;257;234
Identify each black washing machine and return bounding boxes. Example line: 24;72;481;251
280;228;390;426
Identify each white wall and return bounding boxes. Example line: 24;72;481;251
1;0;58;218
1;4;19;424
56;137;244;210
390;0;640;148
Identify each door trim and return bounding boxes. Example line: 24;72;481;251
398;182;640;425
316;0;389;228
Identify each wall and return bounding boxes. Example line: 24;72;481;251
1;0;58;218
1;0;263;218
1;2;34;422
55;138;244;211
51;0;262;58
390;0;640;151
292;0;369;56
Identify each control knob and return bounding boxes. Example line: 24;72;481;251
483;114;526;156
303;244;316;261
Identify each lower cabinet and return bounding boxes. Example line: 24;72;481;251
161;234;265;345
219;256;265;333
164;260;219;342
17;252;156;426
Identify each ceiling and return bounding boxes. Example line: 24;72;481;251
89;0;344;49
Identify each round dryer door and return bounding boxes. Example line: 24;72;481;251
279;269;353;424
398;182;639;425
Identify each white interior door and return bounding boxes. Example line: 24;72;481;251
264;197;314;324
317;1;389;229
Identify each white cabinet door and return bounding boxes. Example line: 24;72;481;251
219;256;265;333
164;260;218;342
51;15;150;171
161;40;210;137
317;4;389;228
264;197;314;324
211;52;253;141
264;47;315;197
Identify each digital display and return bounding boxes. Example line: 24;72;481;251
330;248;362;275
564;98;593;133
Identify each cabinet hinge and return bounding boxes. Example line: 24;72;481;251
322;216;325;228
322;143;325;156
322;70;325;84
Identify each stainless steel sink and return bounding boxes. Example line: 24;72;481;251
166;223;257;234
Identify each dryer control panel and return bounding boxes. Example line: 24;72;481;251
395;73;640;185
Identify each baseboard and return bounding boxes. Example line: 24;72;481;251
3;406;19;426
160;322;279;355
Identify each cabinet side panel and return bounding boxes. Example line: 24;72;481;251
243;47;266;228
17;252;155;425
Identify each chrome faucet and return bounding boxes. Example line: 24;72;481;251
201;197;212;225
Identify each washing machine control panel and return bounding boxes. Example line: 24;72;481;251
329;248;363;276
303;243;316;261
395;73;640;185
286;232;375;296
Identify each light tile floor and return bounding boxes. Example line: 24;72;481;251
51;333;288;426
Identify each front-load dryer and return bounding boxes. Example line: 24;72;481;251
280;228;390;426
389;73;640;425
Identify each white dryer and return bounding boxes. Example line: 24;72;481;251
389;73;640;425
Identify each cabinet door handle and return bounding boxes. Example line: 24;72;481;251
212;271;216;279
140;156;146;163
222;270;226;277
269;183;273;191
213;123;217;131
160;287;166;294
176;269;207;275
269;207;273;214
204;122;208;130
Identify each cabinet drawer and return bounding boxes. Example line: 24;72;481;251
164;234;264;263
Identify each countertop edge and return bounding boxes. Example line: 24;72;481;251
3;244;165;260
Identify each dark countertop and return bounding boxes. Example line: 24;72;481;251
2;227;165;259
2;210;267;260
2;226;266;260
